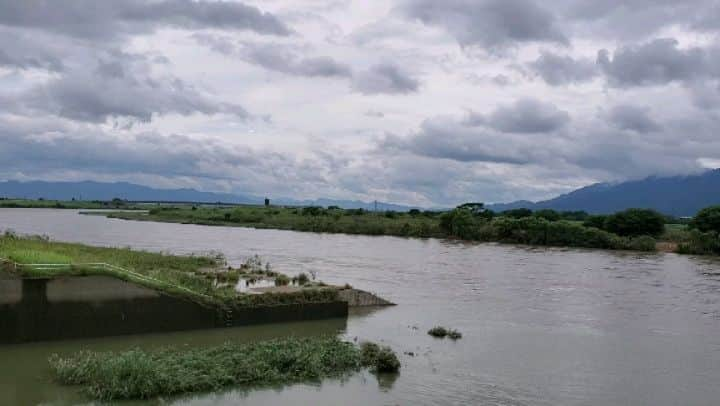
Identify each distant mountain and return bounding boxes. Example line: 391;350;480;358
487;169;720;216
0;180;416;211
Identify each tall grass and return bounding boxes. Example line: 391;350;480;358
49;336;398;401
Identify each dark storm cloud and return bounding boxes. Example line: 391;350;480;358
8;52;247;123
597;38;720;87
0;30;64;71
562;0;716;39
527;51;597;85
195;35;417;94
352;63;419;94
0;0;290;40
486;99;570;133
193;35;352;78
381;115;557;165
606;105;661;133
400;0;567;50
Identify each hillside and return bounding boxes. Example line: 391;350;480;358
487;170;720;216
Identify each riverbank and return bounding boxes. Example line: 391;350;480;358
0;198;144;210
0;233;389;343
0;233;347;307
95;206;715;254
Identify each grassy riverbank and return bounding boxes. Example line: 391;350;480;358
49;336;399;401
0;198;143;210
0;233;340;307
100;205;708;253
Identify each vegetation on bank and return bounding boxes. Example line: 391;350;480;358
427;326;462;340
0;232;341;307
49;336;399;401
101;204;702;253
0;198;142;210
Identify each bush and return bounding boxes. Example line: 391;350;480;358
583;215;608;230
627;235;657;251
678;230;720;255
374;348;401;373
447;330;462;340
274;274;290;286
604;209;665;237
302;206;323;216
439;209;479;239
359;342;400;373
296;272;309;285
502;208;533;219
428;326;448;337
428;326;462;340
534;209;561;222
691;206;720;234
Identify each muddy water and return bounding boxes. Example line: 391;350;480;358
2;208;720;405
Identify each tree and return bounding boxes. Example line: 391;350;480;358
439;209;476;239
502;208;533;219
691;205;720;234
534;209;561;222
583;215;607;230
604;208;665;237
457;202;493;219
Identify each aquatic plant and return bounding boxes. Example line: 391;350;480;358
428;326;462;340
427;326;448;337
359;342;401;373
49;336;399;401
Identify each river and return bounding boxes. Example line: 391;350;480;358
1;208;720;405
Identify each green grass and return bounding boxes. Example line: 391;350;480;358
0;198;142;210
0;234;340;307
4;249;72;264
49;336;398;401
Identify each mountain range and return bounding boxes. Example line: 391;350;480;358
486;169;720;216
1;169;719;216
0;180;416;211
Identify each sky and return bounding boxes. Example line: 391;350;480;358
1;0;720;207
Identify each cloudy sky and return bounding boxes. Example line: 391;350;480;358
1;0;720;207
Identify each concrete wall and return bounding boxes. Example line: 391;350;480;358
338;288;395;307
0;273;347;344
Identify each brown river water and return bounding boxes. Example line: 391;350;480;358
1;208;720;405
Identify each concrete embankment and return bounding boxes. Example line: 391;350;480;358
338;288;395;307
0;271;347;344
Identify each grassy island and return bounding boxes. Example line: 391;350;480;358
96;204;720;255
49;336;399;401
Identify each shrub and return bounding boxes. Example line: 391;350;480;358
296;272;309;285
583;215;608;230
627;235;657;251
604;209;665;237
501;208;533;219
302;206;323;216
274;274;290;286
428;326;448;337
428;326;462;340
447;330;462;340
360;342;380;367
691;206;720;234
534;209;561;222
359;342;400;373
374;348;401;373
678;230;720;255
